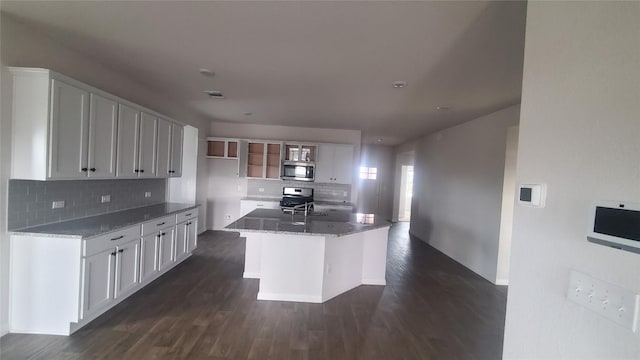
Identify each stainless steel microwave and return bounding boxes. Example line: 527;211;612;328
281;161;315;182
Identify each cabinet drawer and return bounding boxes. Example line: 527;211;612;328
176;208;198;224
83;225;140;257
141;215;175;236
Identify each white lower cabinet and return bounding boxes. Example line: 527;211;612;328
9;206;199;336
81;248;116;319
140;233;160;284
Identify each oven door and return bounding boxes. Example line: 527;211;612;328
281;162;315;181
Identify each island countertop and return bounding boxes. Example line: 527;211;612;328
224;208;389;237
10;203;199;239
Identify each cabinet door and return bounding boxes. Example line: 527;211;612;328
138;112;157;177
315;145;335;183
81;248;115;319
48;79;89;179
170;124;183;177
332;145;354;184
158;227;175;272
114;239;140;299
116;104;140;178
156;118;172;177
140;233;159;284
88;94;118;178
175;222;188;261
187;219;198;253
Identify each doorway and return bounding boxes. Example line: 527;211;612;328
398;165;414;221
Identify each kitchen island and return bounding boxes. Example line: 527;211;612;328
225;209;390;303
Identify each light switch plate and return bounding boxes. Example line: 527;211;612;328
52;200;65;209
568;270;639;332
144;191;151;198
101;195;111;203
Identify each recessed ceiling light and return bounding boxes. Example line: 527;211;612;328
204;90;224;98
392;81;407;89
243;112;253;116
436;106;450;111
199;68;215;77
376;138;383;143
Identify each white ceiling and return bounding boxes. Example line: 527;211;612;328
1;1;527;145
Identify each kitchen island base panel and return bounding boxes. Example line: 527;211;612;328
241;225;390;303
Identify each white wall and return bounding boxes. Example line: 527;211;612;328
503;2;640;359
408;105;520;283
207;121;362;230
0;60;11;337
392;151;415;222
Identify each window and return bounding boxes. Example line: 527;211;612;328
356;213;375;224
359;166;377;180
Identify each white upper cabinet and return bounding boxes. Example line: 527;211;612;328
138;112;158;178
116;104;140;178
48;79;90;179
315;144;354;184
88;94;118;178
156;118;172;177
9;67;183;180
170;123;183;177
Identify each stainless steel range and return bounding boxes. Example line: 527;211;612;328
280;187;314;215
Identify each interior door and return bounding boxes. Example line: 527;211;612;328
114;239;140;299
48;79;89;179
138;112;157;177
358;166;381;215
140;233;159;284
81;248;115;319
88;94;118;178
116;104;140;178
156;118;172;177
170;123;183;177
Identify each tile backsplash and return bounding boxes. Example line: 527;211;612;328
247;179;350;201
8;179;166;230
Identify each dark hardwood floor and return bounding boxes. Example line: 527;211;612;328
0;223;507;360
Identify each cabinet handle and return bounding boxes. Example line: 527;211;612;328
110;235;124;241
110;251;117;256
185;213;192;217
157;222;165;226
139;169;144;173
134;169;139;173
161;232;166;236
81;167;88;172
156;234;161;239
118;249;124;253
90;168;96;172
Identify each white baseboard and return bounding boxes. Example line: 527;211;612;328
243;272;260;279
257;292;323;303
0;322;9;337
362;278;386;286
495;278;509;286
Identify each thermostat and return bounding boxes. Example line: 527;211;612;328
518;184;546;207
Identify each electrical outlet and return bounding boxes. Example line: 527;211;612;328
343;191;348;197
52;200;65;209
258;188;265;192
101;195;111;203
225;215;231;220
568;270;640;332
144;191;151;198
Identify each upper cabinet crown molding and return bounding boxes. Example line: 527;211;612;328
8;67;184;180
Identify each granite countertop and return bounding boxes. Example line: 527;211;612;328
224;208;389;237
11;203;199;239
241;197;280;202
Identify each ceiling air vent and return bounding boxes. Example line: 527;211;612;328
204;90;224;99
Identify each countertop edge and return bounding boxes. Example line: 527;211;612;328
222;223;391;238
10;203;200;239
